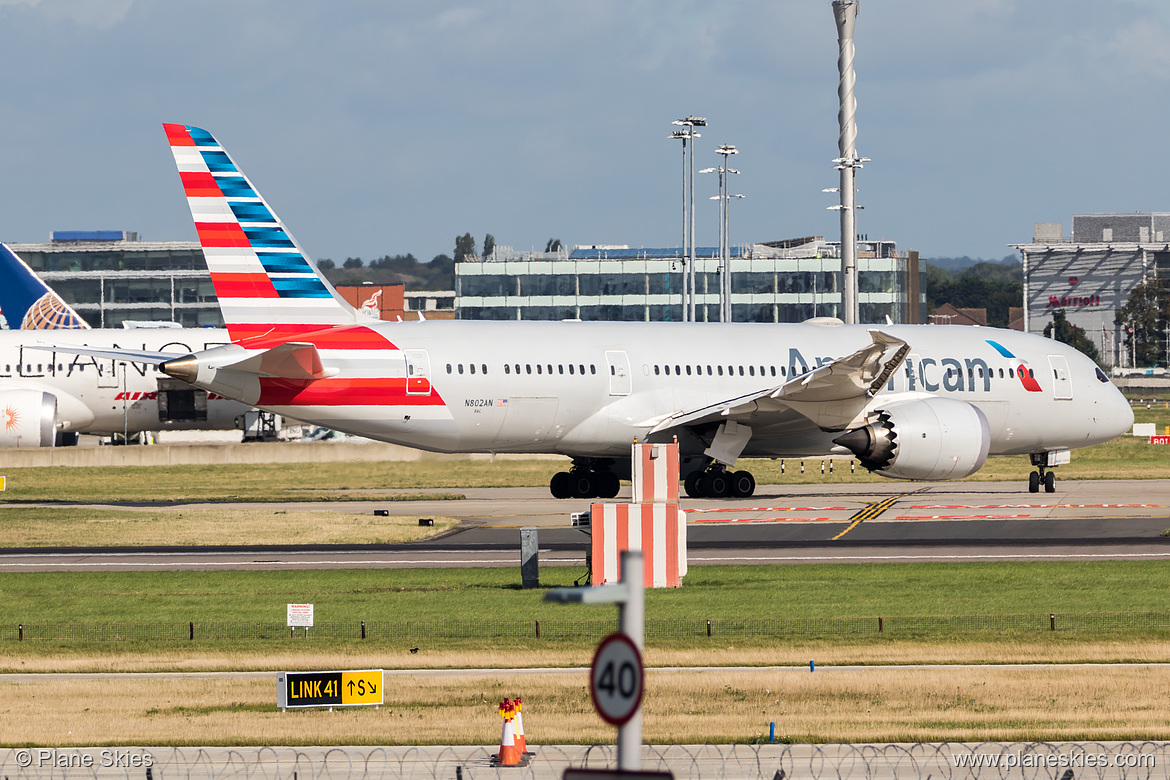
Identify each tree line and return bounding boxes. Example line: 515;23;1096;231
317;233;562;289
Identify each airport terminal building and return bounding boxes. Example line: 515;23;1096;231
1011;214;1170;366
6;232;219;329
4;232;456;329
456;237;926;324
5;231;925;329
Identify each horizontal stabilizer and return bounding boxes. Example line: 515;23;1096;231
220;342;334;380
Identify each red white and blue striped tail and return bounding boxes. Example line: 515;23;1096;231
163;123;357;344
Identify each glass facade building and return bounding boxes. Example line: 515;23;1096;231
7;235;220;328
457;239;925;324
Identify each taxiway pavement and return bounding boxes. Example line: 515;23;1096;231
0;479;1167;571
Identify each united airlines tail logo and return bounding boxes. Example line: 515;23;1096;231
21;292;89;330
986;340;1042;392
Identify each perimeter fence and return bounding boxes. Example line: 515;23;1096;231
6;612;1170;643
2;742;1168;780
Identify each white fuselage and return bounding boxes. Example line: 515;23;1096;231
0;329;249;436
208;320;1132;461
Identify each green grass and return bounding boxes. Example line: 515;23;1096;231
3;432;1168;505
4;561;1170;641
0;460;558;503
0;400;1161;503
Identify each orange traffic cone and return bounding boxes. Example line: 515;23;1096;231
495;700;522;767
514;696;529;755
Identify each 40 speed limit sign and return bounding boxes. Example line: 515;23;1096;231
590;632;644;726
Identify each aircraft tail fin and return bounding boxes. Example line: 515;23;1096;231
0;243;90;330
162;124;357;345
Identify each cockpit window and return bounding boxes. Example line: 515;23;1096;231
1095;367;1110;383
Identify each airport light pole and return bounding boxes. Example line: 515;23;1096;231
670;129;691;321
673;116;706;322
833;0;863;325
725;192;744;321
702;144;740;322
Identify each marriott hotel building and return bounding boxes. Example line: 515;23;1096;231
1012;213;1170;367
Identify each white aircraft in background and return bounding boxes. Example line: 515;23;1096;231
0;242;251;446
54;123;1133;495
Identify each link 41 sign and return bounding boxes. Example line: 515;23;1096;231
277;670;383;710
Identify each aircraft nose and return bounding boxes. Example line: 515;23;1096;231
1103;384;1134;439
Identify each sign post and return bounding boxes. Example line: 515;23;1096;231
546;550;645;771
287;603;313;638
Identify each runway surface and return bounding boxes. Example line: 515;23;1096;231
1;479;1168;571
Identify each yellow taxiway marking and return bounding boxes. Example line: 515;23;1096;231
832;488;931;540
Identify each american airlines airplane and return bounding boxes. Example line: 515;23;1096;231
52;123;1134;496
0;243;250;446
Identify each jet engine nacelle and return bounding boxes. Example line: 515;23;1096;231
833;397;991;481
0;389;57;448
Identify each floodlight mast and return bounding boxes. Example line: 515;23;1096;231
833;0;861;325
673;116;706;321
704;144;741;322
670;129;692;321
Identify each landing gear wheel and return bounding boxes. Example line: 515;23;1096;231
701;470;732;498
596;471;621;499
1043;470;1056;493
570;470;596;499
1028;471;1040;493
550;471;574;499
730;470;756;498
684;471;704;498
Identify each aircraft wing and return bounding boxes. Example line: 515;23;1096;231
647;329;909;435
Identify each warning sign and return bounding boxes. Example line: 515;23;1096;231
286;603;314;627
277;670;383;709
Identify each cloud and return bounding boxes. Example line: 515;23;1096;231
0;0;134;29
435;7;482;29
1107;18;1170;80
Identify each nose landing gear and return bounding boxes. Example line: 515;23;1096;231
1028;453;1057;493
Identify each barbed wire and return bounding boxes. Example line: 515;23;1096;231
1;742;1167;780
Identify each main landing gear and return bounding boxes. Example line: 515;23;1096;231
1028;454;1057;494
550;461;621;499
683;465;756;498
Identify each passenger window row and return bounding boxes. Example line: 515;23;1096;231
907;365;1035;380
445;363;599;376
648;364;784;378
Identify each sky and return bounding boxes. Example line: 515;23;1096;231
1;0;1168;266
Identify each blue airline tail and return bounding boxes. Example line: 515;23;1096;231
0;243;90;329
